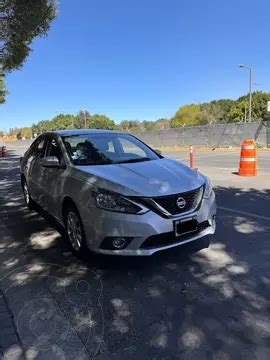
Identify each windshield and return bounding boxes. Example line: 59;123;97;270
62;133;161;166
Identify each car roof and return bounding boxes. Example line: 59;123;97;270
46;129;122;136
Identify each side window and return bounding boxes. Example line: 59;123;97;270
45;138;63;161
118;137;146;157
36;139;45;158
108;140;115;152
29;137;45;158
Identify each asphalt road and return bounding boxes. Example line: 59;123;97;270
162;149;270;174
0;147;269;359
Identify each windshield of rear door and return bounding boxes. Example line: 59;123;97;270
62;133;161;166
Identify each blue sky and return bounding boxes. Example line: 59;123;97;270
1;0;270;130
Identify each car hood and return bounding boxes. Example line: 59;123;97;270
75;158;205;197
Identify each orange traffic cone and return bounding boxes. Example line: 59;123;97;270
238;139;257;176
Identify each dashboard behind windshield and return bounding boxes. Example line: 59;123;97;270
62;133;160;166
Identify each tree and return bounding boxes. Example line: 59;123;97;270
0;79;6;104
119;120;131;131
199;99;234;124
9;127;20;136
74;111;115;130
229;100;248;122
118;120;142;132
51;114;75;130
140;120;154;131
209;99;234;123
154;118;170;130
231;92;270;122
31;111;116;133
0;73;7;104
0;0;57;102
17;127;32;139
170;104;201;127
88;114;115;130
248;92;270;121
74;110;91;129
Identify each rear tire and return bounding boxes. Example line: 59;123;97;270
22;178;35;210
64;204;89;258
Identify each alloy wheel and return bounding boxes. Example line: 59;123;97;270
66;211;83;252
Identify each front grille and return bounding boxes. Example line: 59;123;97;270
141;186;204;217
140;220;210;249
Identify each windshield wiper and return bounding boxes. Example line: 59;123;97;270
117;157;152;164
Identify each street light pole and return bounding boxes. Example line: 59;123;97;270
248;67;252;123
238;64;253;122
82;110;87;129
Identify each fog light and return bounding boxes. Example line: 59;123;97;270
112;238;126;249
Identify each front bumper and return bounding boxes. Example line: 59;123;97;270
81;191;216;256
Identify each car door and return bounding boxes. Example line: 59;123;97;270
39;136;66;220
26;136;46;204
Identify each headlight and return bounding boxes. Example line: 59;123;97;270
204;177;213;199
94;189;148;214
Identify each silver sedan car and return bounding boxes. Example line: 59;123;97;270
20;130;216;257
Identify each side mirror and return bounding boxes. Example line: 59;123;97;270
154;149;162;156
40;156;60;168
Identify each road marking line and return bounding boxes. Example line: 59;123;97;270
218;206;270;221
174;152;240;161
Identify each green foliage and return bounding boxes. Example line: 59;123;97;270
118;120;142;132
170;92;270;127
154;118;170;130
229;100;248;122
74;112;115;130
32;114;75;134
170;99;235;128
0;73;7;104
142;120;155;131
170;105;201;127
0;0;57;103
229;92;270;122
31;111;116;134
88;114;115;130
7;91;270;135
1;0;57;71
199;99;234;124
17;127;32;139
8;127;32;138
248;92;270;120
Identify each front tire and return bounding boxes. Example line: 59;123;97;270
22;178;35;210
64;204;88;257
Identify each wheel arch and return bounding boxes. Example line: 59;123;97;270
21;173;26;184
62;196;79;223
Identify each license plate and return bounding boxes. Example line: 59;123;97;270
174;217;198;237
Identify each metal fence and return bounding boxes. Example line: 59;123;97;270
134;122;269;148
2;122;270;150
